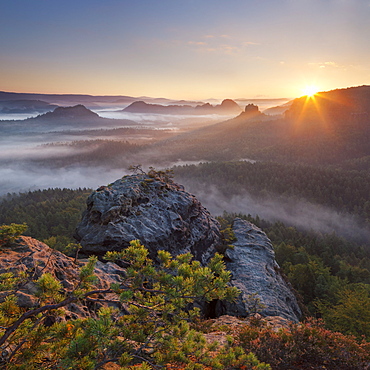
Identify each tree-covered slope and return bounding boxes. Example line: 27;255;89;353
174;161;370;223
151;86;370;168
0;188;91;251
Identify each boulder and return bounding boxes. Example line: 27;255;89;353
74;174;221;265
216;218;301;322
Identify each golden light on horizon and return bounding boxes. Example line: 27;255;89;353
302;85;319;97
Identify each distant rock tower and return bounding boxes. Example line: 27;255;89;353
244;103;260;113
235;103;262;120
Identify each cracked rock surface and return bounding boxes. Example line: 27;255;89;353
216;218;301;322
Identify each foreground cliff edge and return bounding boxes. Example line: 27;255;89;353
74;170;301;322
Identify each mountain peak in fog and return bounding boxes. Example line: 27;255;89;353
37;104;100;120
220;99;241;110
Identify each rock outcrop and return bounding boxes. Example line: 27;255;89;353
216;219;301;322
0;236;125;318
75;173;221;265
235;103;262;120
75;174;302;322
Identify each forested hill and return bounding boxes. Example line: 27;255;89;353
0;188;91;251
0;104;137;127
151;85;370;169
173;161;370;225
287;85;370;123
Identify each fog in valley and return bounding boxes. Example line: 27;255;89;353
179;182;370;243
1;97;369;245
0;103;232;194
1;155;368;244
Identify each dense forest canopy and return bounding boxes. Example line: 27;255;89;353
0;188;91;252
174;161;370;219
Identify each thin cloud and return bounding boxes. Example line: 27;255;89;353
309;61;347;69
242;41;259;46
187;41;207;45
186;34;257;54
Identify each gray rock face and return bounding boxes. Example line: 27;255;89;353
75;174;221;265
75;175;301;322
217;218;301;322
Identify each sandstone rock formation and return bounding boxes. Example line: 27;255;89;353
75;173;221;265
217;218;301;322
236;103;262;120
38;104;100;120
0;236;125;318
244;103;260;114
75;174;302;322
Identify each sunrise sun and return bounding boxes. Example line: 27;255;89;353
302;86;319;97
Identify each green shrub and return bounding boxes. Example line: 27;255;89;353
0;223;27;248
0;240;270;369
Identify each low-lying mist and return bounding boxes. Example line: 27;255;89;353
94;109;230;129
1;107;369;246
0;164;130;196
1;161;369;245
178;181;370;244
0;160;209;197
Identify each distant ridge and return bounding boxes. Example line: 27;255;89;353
0;99;58;114
151;85;370;166
35;105;100;120
286;85;370;122
0;91;200;107
0;91;136;105
0;91;290;110
123;99;242;115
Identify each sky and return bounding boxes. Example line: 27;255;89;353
1;0;370;100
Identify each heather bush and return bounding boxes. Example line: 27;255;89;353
238;318;370;369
